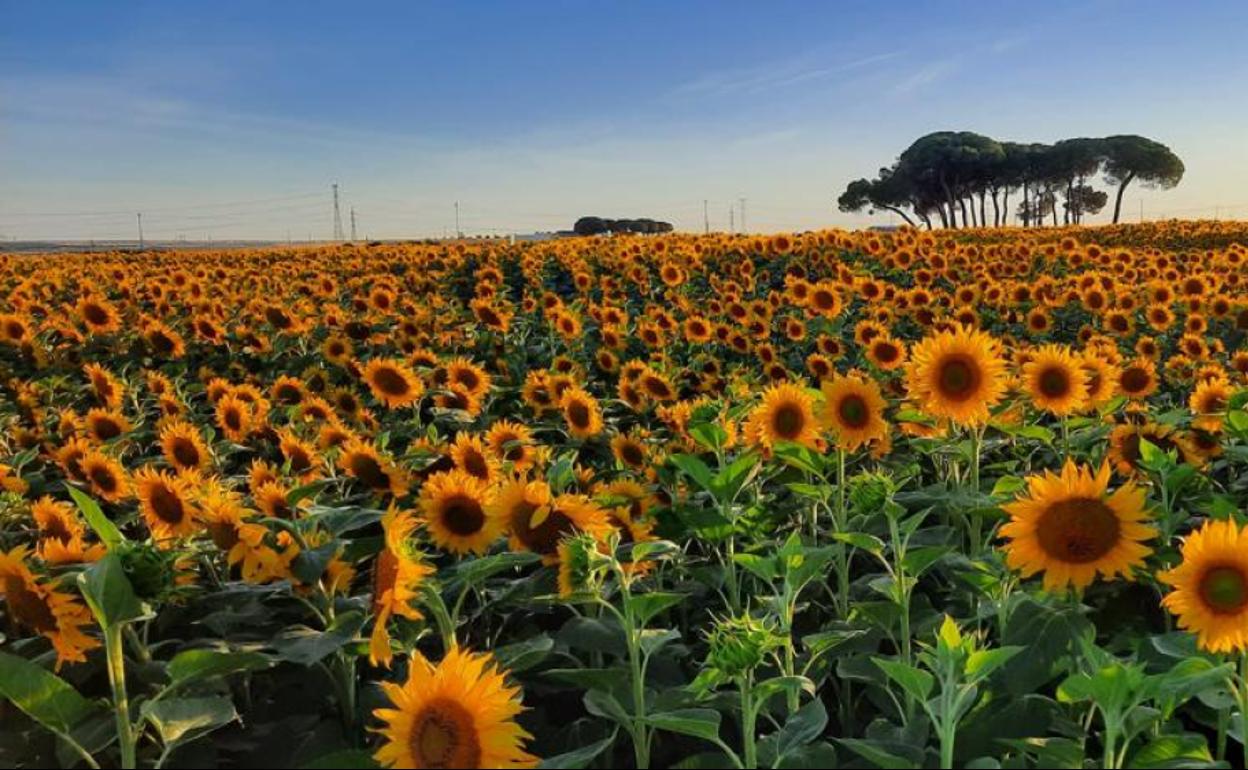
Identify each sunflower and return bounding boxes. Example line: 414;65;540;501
1190;377;1232;431
278;429;323;482
77;296;121;334
1080;354;1120;411
134;467;200;545
420;470;501;555
338;439;409;498
444;357;492;400
373;647;537;769
84;363;125;409
1117;358;1158;400
450;432;500;483
160;419;211;473
81;449;130;502
144;322;186;358
198;482;280;583
215;393;254;443
84;408;132;443
560;386;604;440
1000;460;1154;591
819;374;888;452
370;507;435;668
363;358;425;409
745;382;821;451
1107;422;1196;476
1160;519;1248;653
610;431;650;471
485;420;537;471
32;497;105;565
905;325;1008;426
491;480;611;565
865;335;907;372
1021;345;1088;416
0;546;101;669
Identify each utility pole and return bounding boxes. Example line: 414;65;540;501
137;213;144;249
350;208;357;242
729;206;735;234
332;183;344;241
703;199;709;234
738;197;746;233
454;201;461;238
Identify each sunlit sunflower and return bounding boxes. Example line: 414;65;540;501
560;386;604;440
370;507;435;668
746;382;821;451
1107;422;1196;476
905;325;1008;426
1000;460;1154;591
819;374;888;452
363;358;425;409
84;408;132;443
1160;519;1248;653
420;470;500;556
32;497;105;565
134;467;200;545
373;647;537;769
81;449;130;502
215;393;254;443
1190;377;1232;431
160;419;211;473
1080;354;1120;411
1117;358;1158;400
77;296;121;334
0;546;101;669
1021;345;1088;416
278;429;323;482
450;432;500;483
198;482;280;583
84;363;125;409
865;335;907;371
485;420;537;471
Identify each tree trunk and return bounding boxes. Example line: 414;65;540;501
1002;189;1010;225
882;206;917;228
1111;171;1136;224
936;206;948;229
991;189;1000;226
940;175;958;229
959;198;969;228
920;212;932;230
979;190;987;228
1022;183;1030;227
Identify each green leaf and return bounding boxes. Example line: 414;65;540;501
271;611;366;666
444;551;540;591
670;454;717;497
494;634;554;673
832;532;886;556
166;648;272;688
990;475;1026;498
1127;733;1213;769
773;699;828;761
689;422;729;452
965;646;1024;683
0;651;104;738
837;738;920;769
141;696;237;748
286;479;330;507
733;553;778;582
77;552;145;628
583;689;632;726
300;750;381;769
626;592;686;626
645;709;722;743
66;484;123;550
873;658;934;702
713;453;759;501
538;731;618;769
786;482;826;499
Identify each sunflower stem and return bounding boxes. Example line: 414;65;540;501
968;426;984;555
104;624;137;770
1239;651;1248;770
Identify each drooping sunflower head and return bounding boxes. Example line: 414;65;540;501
372;647;536;769
1161;519;1248;653
1000;460;1155;591
420;470;501;556
819;374;888;452
905;325;1008;426
0;546;101;669
1021;344;1088;416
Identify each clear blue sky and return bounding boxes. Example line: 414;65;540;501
2;0;1246;240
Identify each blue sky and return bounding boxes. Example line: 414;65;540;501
2;0;1246;240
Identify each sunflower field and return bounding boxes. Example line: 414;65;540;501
2;221;1248;769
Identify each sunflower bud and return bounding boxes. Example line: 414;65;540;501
117;541;179;603
848;470;897;516
705;615;782;679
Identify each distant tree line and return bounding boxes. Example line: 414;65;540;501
838;131;1185;229
573;217;674;236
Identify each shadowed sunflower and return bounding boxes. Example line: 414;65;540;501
485;420;537;471
1117;358;1158;400
1160;519;1248;653
32;497;105;565
363;358;425;409
610;431;650;471
450;432;500;483
746;382;821;451
491;480;611;565
819;374;888;452
1080;353;1120;411
560;386;603;440
160;419;211;473
1190;377;1232;431
0;546;100;669
134;467;201;545
1022;345;1088;416
373;647;537;769
420;470;501;555
1107;422;1197;476
81;449;130;502
338;439;409;498
905;325;1008;426
197;481;279;584
85;408;132;443
1000;460;1154;591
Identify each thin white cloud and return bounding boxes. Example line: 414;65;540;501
671;50;903;98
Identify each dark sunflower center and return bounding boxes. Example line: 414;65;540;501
171;438;201;468
837;395;870;429
349;454;389;490
874;343;899;363
619;442;645;467
89;464;119;493
149;483;187;525
410;698;481;768
3;575;57;633
937;355;981;401
567;401;591;429
83;304;109;325
43;516;74;544
1120;368;1150;393
520;508;574;556
372;549;399;611
1035;497;1121;564
1038;367;1071;399
1200;566;1248;615
93;419;122;441
441;495;485;536
372;367;411;397
771;403;805;439
461;451;490;480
